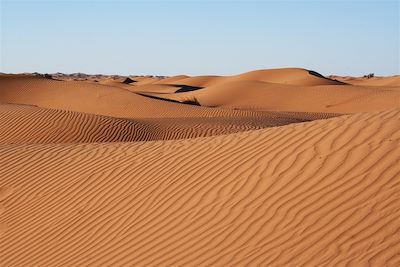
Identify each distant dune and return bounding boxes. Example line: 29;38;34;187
144;80;400;113
1;68;399;266
165;68;345;88
137;69;400;113
331;74;400;87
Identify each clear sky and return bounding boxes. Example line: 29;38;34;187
0;0;399;76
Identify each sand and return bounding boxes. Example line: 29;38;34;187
1;68;399;266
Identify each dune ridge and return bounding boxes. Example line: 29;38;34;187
0;103;319;144
163;68;345;88
141;80;400;113
331;75;400;87
0;74;313;119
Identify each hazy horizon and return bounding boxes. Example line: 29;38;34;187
1;0;399;76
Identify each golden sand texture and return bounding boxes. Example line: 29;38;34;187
0;68;399;266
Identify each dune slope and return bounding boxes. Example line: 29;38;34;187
0;103;157;143
0;75;260;119
163;68;344;88
1;109;399;266
331;75;400;87
0;103;313;144
143;80;400;113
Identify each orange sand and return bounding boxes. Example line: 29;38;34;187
0;68;399;266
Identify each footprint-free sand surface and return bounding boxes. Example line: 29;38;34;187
1;68;399;266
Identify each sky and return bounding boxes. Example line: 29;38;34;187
0;0;399;76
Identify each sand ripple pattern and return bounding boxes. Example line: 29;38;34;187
0;103;315;144
0;109;399;266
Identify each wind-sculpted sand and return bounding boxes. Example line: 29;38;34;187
0;103;315;144
0;68;399;266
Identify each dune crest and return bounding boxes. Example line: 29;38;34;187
0;103;320;144
141;80;400;113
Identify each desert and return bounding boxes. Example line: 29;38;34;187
1;0;399;265
0;68;400;266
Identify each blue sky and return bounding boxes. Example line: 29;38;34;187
0;0;399;76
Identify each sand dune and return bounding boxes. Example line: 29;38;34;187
1;109;399;266
0;73;344;119
331;75;400;87
142;80;400;113
0;103;146;143
0;103;314;144
126;84;182;94
161;68;344;88
121;68;400;114
0;74;276;119
1;68;399;266
229;68;345;86
167;75;226;87
152;75;190;84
